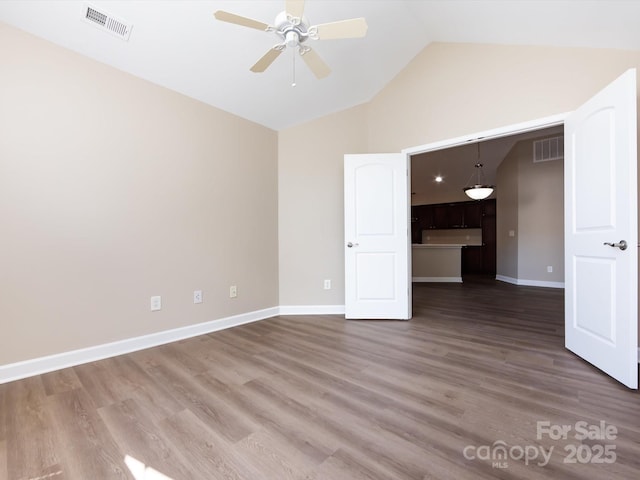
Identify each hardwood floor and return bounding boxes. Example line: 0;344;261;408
1;278;639;479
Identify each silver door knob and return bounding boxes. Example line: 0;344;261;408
603;240;627;250
347;242;359;248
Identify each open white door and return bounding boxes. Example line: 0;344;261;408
344;154;411;320
565;68;638;389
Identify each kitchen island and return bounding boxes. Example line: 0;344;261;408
412;244;467;283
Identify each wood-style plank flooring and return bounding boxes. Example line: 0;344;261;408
1;277;639;479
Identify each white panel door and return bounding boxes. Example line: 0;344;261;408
344;154;411;319
565;69;638;389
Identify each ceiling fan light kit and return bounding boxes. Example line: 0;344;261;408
214;0;367;82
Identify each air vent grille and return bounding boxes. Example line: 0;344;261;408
533;136;564;163
86;7;107;26
83;4;132;41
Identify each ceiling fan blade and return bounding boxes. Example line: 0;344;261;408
286;0;305;19
314;18;368;39
214;10;269;31
250;47;284;73
300;48;331;79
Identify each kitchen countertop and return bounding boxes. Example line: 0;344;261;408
412;243;480;248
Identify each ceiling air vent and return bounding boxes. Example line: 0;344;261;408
533;136;564;163
82;4;132;41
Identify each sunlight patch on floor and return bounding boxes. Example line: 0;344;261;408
125;455;174;480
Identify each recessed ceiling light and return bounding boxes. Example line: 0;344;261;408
434;175;443;183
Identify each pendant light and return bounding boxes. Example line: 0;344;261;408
463;142;495;200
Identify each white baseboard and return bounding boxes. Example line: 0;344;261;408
496;275;564;289
278;305;345;315
412;277;462;283
0;307;279;385
2;300;630;383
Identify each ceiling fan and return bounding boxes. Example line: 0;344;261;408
213;0;368;80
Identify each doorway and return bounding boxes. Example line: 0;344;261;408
346;71;637;388
409;124;565;287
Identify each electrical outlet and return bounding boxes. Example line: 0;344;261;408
324;279;331;290
150;295;161;312
509;230;515;237
194;290;203;304
547;266;553;273
229;285;237;298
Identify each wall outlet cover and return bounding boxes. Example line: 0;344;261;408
150;295;161;311
194;290;203;304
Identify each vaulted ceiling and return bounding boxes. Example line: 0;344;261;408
1;1;640;130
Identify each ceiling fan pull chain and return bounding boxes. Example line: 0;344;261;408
292;48;297;87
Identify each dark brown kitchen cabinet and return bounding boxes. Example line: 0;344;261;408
481;202;497;275
462;246;483;274
432;203;465;229
463;202;483;228
422;201;485;229
432;205;449;229
420;205;435;229
448;204;465;228
411;205;435;242
482;199;496;217
411;206;421;243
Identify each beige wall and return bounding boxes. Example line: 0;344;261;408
517;141;565;282
496;147;520;279
0;23;279;365
496;138;564;283
366;43;640;152
279;42;640;305
278;105;368;305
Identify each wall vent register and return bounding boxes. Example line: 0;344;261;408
533;136;564;163
83;3;133;41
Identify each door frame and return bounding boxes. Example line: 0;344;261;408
403;113;567;158
401;111;640;365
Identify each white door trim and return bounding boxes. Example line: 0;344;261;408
402;113;569;156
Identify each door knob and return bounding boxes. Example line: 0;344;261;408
347;242;359;248
603;240;627;251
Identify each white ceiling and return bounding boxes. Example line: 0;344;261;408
1;1;640;130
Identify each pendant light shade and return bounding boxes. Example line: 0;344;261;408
464;178;494;200
464;143;495;200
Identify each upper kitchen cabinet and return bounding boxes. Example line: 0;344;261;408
448;204;465;228
482;199;496;217
433;204;450;229
463;202;483;228
419;205;435;229
411;199;497;244
421;200;488;229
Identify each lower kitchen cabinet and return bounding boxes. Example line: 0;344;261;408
462;246;483;274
